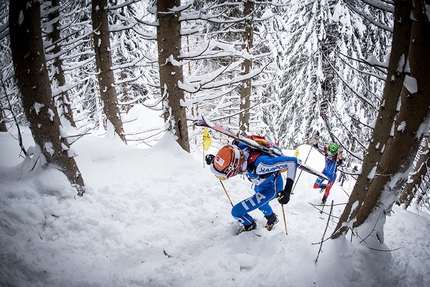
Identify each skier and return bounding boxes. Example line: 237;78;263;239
312;138;343;204
205;140;298;232
338;166;347;187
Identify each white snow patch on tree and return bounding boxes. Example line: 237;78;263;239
368;165;377;179
397;121;406;132
44;142;55;156
33;102;44;114
403;75;418;94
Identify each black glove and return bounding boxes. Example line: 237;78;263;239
278;178;294;205
205;154;215;165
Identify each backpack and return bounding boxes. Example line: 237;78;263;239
244;135;286;174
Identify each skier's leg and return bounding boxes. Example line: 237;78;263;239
231;176;281;227
231;189;274;226
256;177;282;216
322;176;336;203
313;176;326;189
256;177;282;230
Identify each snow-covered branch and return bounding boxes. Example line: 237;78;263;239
345;1;393;32
321;50;379;110
360;0;394;13
107;0;142;11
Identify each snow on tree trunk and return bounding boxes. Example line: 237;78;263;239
332;0;414;239
92;0;126;143
9;0;85;195
333;0;430;243
47;0;76;128
157;0;190;152
399;136;430;209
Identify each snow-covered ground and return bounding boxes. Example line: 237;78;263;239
1;126;429;287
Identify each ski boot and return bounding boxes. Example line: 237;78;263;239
241;221;257;233
321;195;327;205
264;213;278;231
319;184;327;194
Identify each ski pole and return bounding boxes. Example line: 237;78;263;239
219;179;233;206
281;205;288;235
291;145;313;194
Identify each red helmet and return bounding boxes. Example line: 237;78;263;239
210;145;245;180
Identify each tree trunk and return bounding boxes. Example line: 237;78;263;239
239;0;253;135
332;0;413;238
0;104;7;132
47;0;76;127
333;0;430;240
398;136;430;209
9;0;85;195
157;0;190;152
92;0;126;143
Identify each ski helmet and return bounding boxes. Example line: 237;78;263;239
327;143;339;156
211;145;245;180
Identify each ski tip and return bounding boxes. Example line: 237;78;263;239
193;118;206;126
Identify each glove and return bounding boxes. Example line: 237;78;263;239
205;154;215;165
277;192;290;205
278;178;294;205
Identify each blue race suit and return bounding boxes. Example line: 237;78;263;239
313;144;342;201
231;143;298;227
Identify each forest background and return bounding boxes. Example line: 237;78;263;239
1;0;430;260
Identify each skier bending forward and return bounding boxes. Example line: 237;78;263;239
206;141;298;232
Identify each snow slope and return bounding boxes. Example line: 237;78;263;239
0;128;429;287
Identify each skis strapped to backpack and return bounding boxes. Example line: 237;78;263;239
194;117;329;180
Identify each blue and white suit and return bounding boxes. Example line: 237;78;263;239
231;143;298;227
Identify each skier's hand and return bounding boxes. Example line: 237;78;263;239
205;154;215;165
277;191;290;205
277;178;294;205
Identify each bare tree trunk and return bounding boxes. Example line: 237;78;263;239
399;136;430;209
332;0;413;238
9;0;85;195
239;0;253;135
47;0;76;127
157;0;190;152
333;0;430;240
92;0;126;143
0;104;7;132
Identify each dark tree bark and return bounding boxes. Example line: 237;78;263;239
157;0;190;152
9;0;85;195
239;0;253;135
47;0;76;127
398;136;430;209
92;0;126;143
332;0;413;238
333;0;430;240
0;104;7;132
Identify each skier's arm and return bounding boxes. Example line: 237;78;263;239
254;155;298;205
254;155;298;180
312;138;325;155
